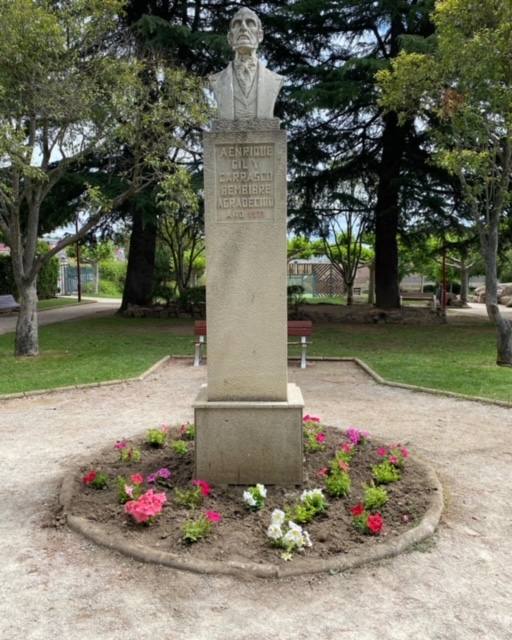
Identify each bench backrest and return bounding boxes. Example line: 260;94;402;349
194;319;313;337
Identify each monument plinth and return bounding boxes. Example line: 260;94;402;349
193;8;304;484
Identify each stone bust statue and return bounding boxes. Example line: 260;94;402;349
209;7;284;120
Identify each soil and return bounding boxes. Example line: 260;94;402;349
66;425;434;564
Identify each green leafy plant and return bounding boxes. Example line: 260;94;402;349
363;484;389;511
287;488;327;524
171;440;189;455
303;420;326;453
82;470;108;489
117;445;141;464
324;470;351;498
243;484;267;510
174;486;202;508
182;512;221;543
372;460;401;484
146;427;168;448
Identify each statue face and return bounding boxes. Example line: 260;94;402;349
228;9;263;54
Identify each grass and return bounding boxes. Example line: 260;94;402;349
38;297;95;311
0;314;510;403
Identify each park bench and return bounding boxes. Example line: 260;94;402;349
400;291;437;310
0;294;20;314
193;319;313;369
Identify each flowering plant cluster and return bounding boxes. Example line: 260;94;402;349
147;467;172;484
182;511;221;543
323;445;354;498
303;414;326;453
179;422;195;440
171;440;189;455
146;426;169;448
124;489;167;524
287;488;328;524
346;427;371;446
266;509;312;560
174;479;212;508
350;503;384;535
377;444;409;469
115;440;142;464
82;470;108;489
243;484;267;510
117;473;144;504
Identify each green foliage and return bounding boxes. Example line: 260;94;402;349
372;461;401;485
170;440;189;456
146;428;167;448
287;489;327;524
182;515;212;543
178;286;205;313
303;421;325;453
174;486;202;509
324;471;351;498
0;250;58;299
363;484;389;511
179;423;195;440
99;260;126;292
116;476;142;504
119;447;141;464
90;472;108;490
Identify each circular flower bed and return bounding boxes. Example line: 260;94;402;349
60;417;441;574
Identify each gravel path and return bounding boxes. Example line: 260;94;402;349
1;359;511;640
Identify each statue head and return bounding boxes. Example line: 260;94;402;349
227;7;263;55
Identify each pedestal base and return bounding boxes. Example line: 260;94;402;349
193;383;304;485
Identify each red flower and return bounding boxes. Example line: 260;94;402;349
192;479;212;497
367;513;384;534
303;414;321;423
315;432;326;444
389;455;399;465
341;442;353;454
130;473;144;485
377;447;388;457
351;503;365;517
82;471;97;485
317;467;329;478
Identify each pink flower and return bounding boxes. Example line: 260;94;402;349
147;474;157;484
389;455;399;465
124;489;167;524
377;447;388;457
315;432;326;444
160;424;170;433
205;511;222;523
130;473;144;485
317;467;329;478
401;447;409;458
82;471;96;485
125;484;134;498
341;442;353;454
346;427;362;445
303;414;321;423
114;440;127;450
157;468;171;479
192;479;212;497
338;459;350;473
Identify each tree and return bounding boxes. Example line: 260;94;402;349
0;0;207;355
378;0;512;364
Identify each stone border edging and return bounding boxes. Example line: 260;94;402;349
59;458;443;579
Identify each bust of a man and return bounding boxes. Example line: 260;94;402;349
209;7;284;120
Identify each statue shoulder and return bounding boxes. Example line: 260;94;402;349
259;64;285;87
209;64;231;87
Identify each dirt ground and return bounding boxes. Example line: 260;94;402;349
1;359;511;640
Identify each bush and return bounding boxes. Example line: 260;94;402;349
179;286;205;315
0;248;58;299
99;259;126;294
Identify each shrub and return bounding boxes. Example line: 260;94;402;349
324;470;351;497
372;460;401;484
363;484;389;511
171;440;189;455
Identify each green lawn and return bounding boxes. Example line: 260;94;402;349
38;297;95;311
0;315;510;403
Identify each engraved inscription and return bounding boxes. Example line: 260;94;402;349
215;143;275;221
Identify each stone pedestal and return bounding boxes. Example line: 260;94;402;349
194;119;303;484
194;383;304;484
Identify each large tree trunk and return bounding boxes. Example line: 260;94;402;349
367;261;375;305
120;206;157;311
346;282;354;306
374;112;408;309
15;279;39;357
482;223;512;366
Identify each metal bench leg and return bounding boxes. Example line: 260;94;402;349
194;341;201;367
301;336;307;369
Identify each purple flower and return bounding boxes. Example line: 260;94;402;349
157;468;171;479
147;473;157;484
346;427;370;445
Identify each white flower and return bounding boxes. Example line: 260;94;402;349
303;530;313;547
256;483;267;498
270;509;285;526
301;488;324;503
243;490;257;507
267;523;283;541
282;527;304;548
288;520;303;533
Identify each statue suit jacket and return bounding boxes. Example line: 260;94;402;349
209;61;284;119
